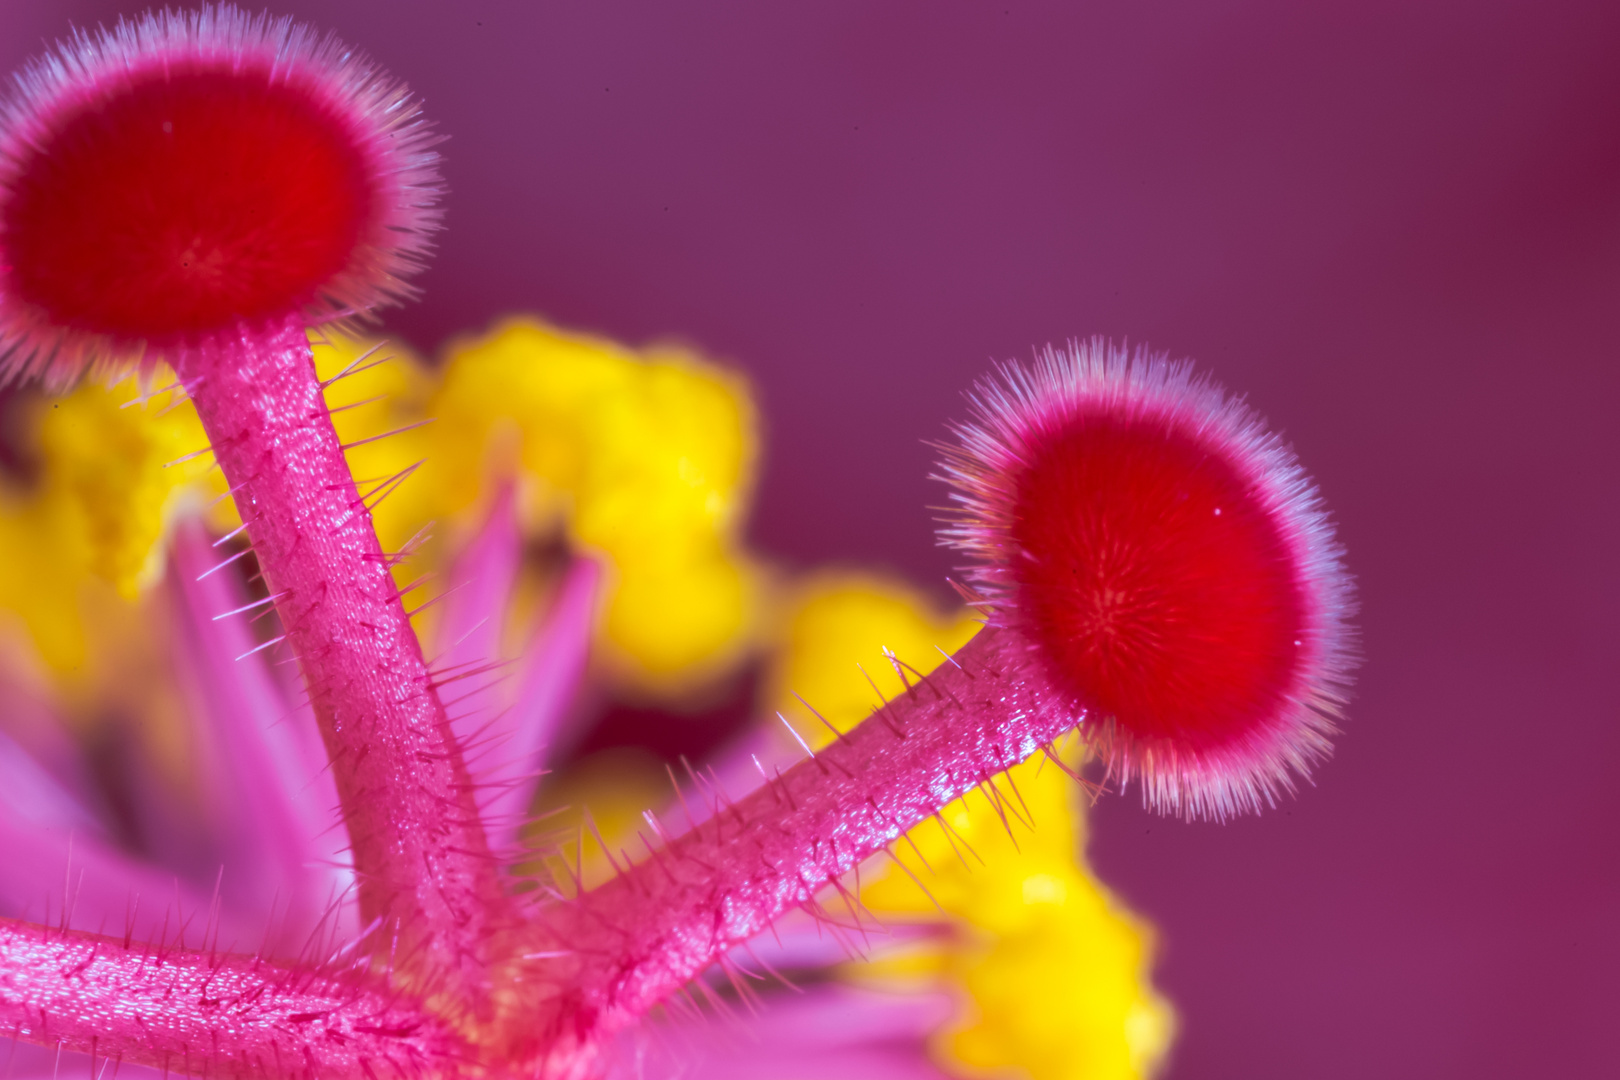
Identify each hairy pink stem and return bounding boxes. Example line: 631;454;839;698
174;319;507;996
533;624;1075;1050
0;917;465;1080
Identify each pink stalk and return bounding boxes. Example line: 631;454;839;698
529;344;1353;1059
174;319;508;996
534;626;1068;1046
0;4;491;993
0;918;462;1079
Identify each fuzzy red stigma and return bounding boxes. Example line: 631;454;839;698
0;6;440;387
1009;410;1303;749
939;339;1354;818
6;70;368;341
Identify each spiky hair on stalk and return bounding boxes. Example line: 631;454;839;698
0;3;442;389
936;338;1356;819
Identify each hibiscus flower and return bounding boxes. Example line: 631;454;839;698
0;323;1175;1080
0;7;1349;1079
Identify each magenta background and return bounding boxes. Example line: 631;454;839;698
4;2;1618;1076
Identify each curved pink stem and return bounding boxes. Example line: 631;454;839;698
174;320;507;995
537;625;1076;1044
0;918;463;1080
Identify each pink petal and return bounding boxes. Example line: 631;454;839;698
435;486;524;806
4;1041;166;1080
0;664;96;812
168;519;353;948
479;556;599;856
0;672;239;946
609;985;957;1080
0;727;101;836
0;814;233;949
435;485;523;694
432;489;598;857
724;907;948;976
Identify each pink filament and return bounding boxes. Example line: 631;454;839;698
0;917;462;1079
174;319;506;999
536;624;1078;1049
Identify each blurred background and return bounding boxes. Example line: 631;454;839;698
2;1;1617;1076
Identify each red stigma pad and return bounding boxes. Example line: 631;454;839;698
1010;409;1303;751
3;67;370;341
939;341;1353;817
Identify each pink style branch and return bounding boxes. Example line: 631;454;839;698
0;7;1353;1080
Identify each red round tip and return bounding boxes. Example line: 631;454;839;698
0;5;441;387
1010;408;1304;747
939;339;1354;818
6;70;369;340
